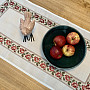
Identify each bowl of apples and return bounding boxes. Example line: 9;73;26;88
42;25;87;69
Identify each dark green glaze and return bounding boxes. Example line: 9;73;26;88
42;26;87;69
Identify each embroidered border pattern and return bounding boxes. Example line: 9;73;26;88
0;32;90;90
0;0;90;89
0;0;57;28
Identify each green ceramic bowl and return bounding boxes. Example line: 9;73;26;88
42;25;87;69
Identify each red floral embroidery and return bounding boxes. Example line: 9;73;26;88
34;14;39;18
34;57;40;62
25;54;31;61
0;37;3;42
6;40;11;45
10;2;15;5
40;19;44;23
40;63;46;68
82;85;86;90
11;45;17;52
22;7;26;11
49;66;54;71
55;72;62;79
82;84;90;90
0;8;5;13
86;84;90;89
20;48;25;54
0;2;89;89
65;75;71;81
15;6;19;10
4;3;8;7
71;82;78;88
47;20;52;25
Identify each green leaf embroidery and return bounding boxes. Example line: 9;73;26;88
78;82;81;87
26;52;30;54
46;63;49;67
17;46;20;49
68;81;71;85
21;53;25;57
17;50;19;53
47;68;49;71
36;63;38;66
63;77;65;81
41;61;44;63
44;22;47;25
4;37;6;41
52;72;54;75
4;42;6;45
62;72;65;76
8;45;11;48
31;54;34;58
32;59;34;62
72;79;75;82
56;69;59;72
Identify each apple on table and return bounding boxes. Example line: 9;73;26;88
53;35;66;47
66;32;80;45
49;31;80;59
50;46;63;59
62;45;75;57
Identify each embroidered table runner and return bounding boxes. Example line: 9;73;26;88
0;0;90;89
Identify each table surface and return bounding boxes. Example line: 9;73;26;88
0;0;90;90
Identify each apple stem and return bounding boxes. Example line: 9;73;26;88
66;49;69;52
53;42;57;46
72;37;76;40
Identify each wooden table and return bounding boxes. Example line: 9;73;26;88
0;0;90;90
29;0;90;32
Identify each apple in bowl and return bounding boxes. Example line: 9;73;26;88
62;45;75;57
53;35;66;47
66;32;80;45
50;46;63;59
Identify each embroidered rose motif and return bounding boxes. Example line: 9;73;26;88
40;19;44;23
82;84;90;90
40;63;46;68
71;82;78;88
49;66;54;71
22;7;26;12
65;75;71;81
47;20;52;25
25;54;31;61
34;57;40;62
11;45;17;52
82;85;86;90
0;8;5;13
34;14;39;18
15;6;19;10
4;3;8;7
86;84;90;89
10;2;15;5
20;48;25;54
55;72;62;79
0;2;90;89
6;40;11;45
0;37;3;42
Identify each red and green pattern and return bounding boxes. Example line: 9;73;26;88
0;32;90;90
0;0;90;89
0;0;56;28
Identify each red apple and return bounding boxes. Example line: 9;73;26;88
66;32;80;45
53;35;66;47
62;45;75;57
50;46;63;59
